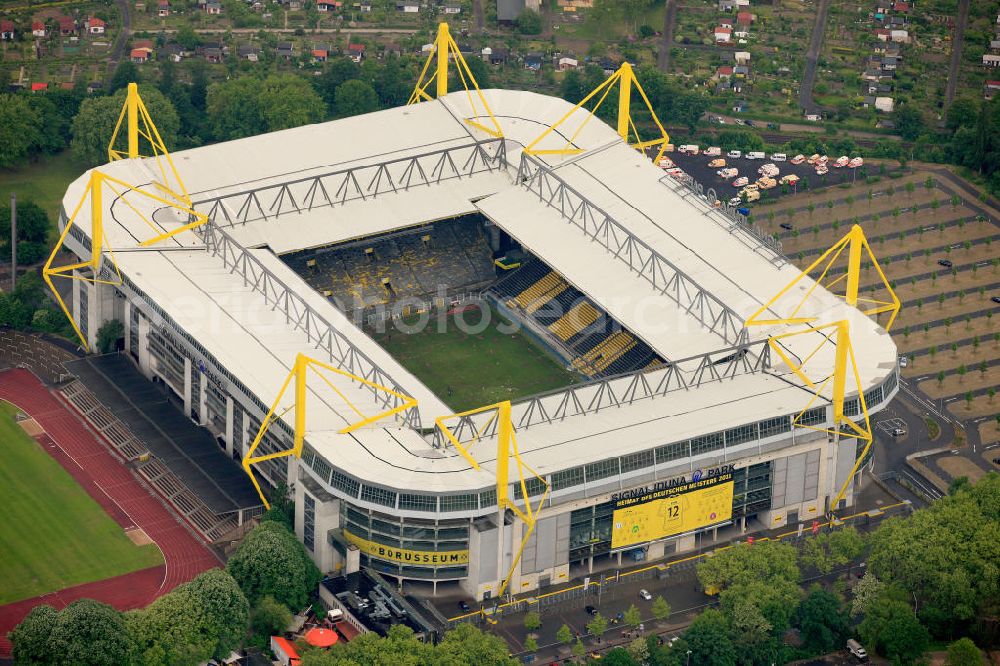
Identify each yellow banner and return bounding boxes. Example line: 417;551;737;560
343;530;469;566
611;474;734;549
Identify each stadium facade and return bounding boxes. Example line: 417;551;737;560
56;88;898;600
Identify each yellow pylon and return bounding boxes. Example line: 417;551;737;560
408;23;503;139
436;401;550;597
42;170;210;351
108;82;192;207
522;62;671;164
242;353;418;508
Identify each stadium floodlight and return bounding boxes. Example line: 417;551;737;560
745;224;901;332
242;353;418;509
436;401;551;597
42;170;209;351
522;62;671;164
107;82;192;208
408;22;503;140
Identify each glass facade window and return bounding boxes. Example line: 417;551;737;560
656;441;688;464
479;488;497;509
800;407;827;426
586;458;620;482
360;485;397;508
759;416;790;439
620;450;654;473
552;466;585;491
691;432;724;456
725;423;758;446
303;493;315;552
439;494;478;512
400;494;437;512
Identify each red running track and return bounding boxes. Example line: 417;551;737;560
0;368;220;657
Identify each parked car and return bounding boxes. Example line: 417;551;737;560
727;150;742;159
756;177;777;189
848;157;864;168
736;206;751;216
717;168;739;178
678;144;700;155
938;259;953;268
780;174;800;185
729;196;743;206
708;158;726;168
847;638;868;662
639;589;652;601
992;296;1000;303
704;146;722;156
891;428;905;436
585;605;599;616
771;153;787;161
833;156;849;168
816;165;829;175
744;120;755;127
806;154;821;164
790;154;806;164
459;600;471;612
740;189;760;203
780;223;793;230
898;356;908;368
817;155;829;164
746;151;766;160
732;176;749;187
657;157;675;169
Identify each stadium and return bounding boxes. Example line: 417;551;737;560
50;27;899;603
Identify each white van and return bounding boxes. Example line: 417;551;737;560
747;151;765;160
847;639;868;662
771;153;787;161
726;149;742;159
678;144;700;155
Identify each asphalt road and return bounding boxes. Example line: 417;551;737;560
104;0;132;87
799;0;830;114
657;0;678;72
945;0;970;109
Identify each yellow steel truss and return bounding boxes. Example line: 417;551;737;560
746;223;897;515
42;170;210;351
522;62;671;164
745;224;900;332
408;22;503;139
242;353;418;509
108;83;192;207
435;401;550;597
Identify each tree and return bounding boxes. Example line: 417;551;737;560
524;635;539;652
109;60;141;93
128;586;215;665
603;647;639;665
52;599;131;666
250;595;292;640
651;595;671;621
184;568;249;659
795;586;850;653
206;77;264;140
946;637;983;666
258;74;325;130
894;105;925;140
96;319;124;354
334;79;380;118
71;87;179;167
858;593;929;665
587;612;609;637
0;200;50;260
9;605;58;664
697;540;799;593
681;609;737;666
623;604;642;628
524;610;541;632
799;526;865;574
571;638;586;658
226;520;322;608
0;94;42;168
304;624;436;665
556;623;573;644
516;8;543;34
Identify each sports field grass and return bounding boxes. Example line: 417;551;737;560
0;402;163;605
370;306;580;412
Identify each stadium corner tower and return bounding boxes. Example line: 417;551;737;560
56;85;898;601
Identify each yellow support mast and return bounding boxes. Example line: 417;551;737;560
108;82;192;207
522;62;671;164
745;224;899;516
242;353;418;509
436;401;550;598
408;22;504;139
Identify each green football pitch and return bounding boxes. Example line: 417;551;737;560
0;402;164;605
370;306;580;412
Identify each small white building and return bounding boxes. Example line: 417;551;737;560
889;29;908;42
558;56;578;70
714;26;732;42
734;50;750;64
984;54;1000;67
874;97;894;113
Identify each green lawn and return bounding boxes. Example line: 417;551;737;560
0;401;163;605
0;151;84;241
370;307;580;412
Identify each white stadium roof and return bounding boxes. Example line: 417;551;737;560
61;89;898;496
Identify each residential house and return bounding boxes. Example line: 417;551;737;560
714;26;732;42
524;53;542;70
238;44;260;61
31;82;48;92
158;0;170;16
889;29;908;42
715;65;734;79
317;0;342;10
733;64;750;77
718;0;736;11
360;0;373;11
31;21;46;38
58;17;76;35
736;11;753;25
984;80;1000;99
87;81;103;93
397;0;420;11
600;58;618;75
203;46;223;62
985;54;1000;67
558;56;578;70
718;17;733;28
877;82;893;93
131;47;152;63
312;48;328;62
347;43;364;62
277;41;295;59
481;46;492;60
881;55;898;69
733;100;749;113
862;68;884;81
1;20;15;40
888;16;906;27
383;42;402;56
893;1;910;10
488;46;508;65
86;17;106;34
206;1;222;14
164;42;185;61
734;0;749;7
874;28;890;41
135;1;146;11
443;2;461;12
734;50;750;64
496;0;523;22
874;96;894;112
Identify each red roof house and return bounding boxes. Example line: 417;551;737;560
892;1;910;11
312;48;328;61
31;20;46;37
1;19;15;39
736;11;753;24
31;82;48;92
87;17;106;34
58;16;76;35
716;65;734;78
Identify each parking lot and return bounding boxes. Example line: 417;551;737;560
665;150;867;204
875;418;907;437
